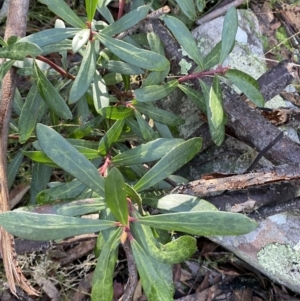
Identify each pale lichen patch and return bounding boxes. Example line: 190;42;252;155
257;243;300;285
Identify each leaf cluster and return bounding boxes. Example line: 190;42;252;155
0;1;260;300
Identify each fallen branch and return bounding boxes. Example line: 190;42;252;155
180;164;300;198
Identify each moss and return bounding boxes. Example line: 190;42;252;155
257;243;300;286
275;27;294;52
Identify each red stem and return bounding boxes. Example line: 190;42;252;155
118;0;126;19
178;66;229;83
36;55;75;80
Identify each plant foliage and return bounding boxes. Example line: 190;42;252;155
0;1;260;300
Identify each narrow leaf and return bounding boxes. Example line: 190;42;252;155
36;124;105;197
30;163;52;204
131;239;174;301
137;211;258;236
134;80;178;102
134;138;202;192
178;84;206;113
200;80;225;146
69;41;97;103
112;138;184;165
33;60;72;119
102;6;149;36
102;60;144;75
97;33;169;71
209;76;224;128
38;0;86;28
19;83;43;143
225;69;264;107
219;7;238;64
57;198;106;216
92;228;122;301
155;194;218;213
134;110;157;142
86;0;98;21
132;211;196;264
98;119;125;155
175;0;196;20
204;41;222;70
36;180;87;204
99;106;134;120
0;211;116;240
0;42;42;60
105;168;128;225
97;0;114;24
134;103;184;126
19;28;79;47
8;150;24;190
164;15;203;69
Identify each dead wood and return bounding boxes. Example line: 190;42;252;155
141;19;300;166
178;164;300;197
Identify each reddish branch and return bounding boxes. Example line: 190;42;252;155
178;66;229;82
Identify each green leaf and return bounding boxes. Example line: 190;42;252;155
92;70;110;111
97;33;169;71
225;69;264;107
33;60;72;120
86;0;98;21
200;80;225;146
209;76;224;128
72;29;90;53
132;211;196;264
112;138;184;165
125;184;143;209
30;163;52;204
134;137;202;192
102;60;144;75
38;0;86;28
134;103;183;126
8;150;24;190
163;15;203;69
69;115;104;139
0;42;42;59
19;28;79;47
19;83;43;144
175;0;196;20
131;239;174;301
23;151;58;167
36;124;105;197
134;80;178;102
92;228;122;301
155;194;218;213
219;7;238;64
134;110;157;142
97;0;114;24
36;180;87;204
147;32;165;56
69;41;97;103
0;211;116;240
99;106;134;119
204;41;222;70
57;198;106;216
105;167;128;225
98;119;125;155
178;84;206;113
102;5;149;36
137;211;258;236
